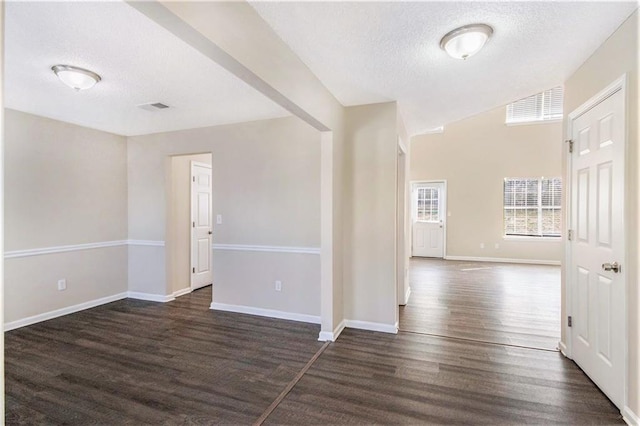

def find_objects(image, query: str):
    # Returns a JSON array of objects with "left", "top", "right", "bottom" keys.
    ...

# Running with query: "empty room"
[{"left": 1, "top": 1, "right": 638, "bottom": 425}]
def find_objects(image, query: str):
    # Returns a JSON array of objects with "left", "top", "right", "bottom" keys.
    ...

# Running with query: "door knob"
[
  {"left": 208, "top": 230, "right": 213, "bottom": 235},
  {"left": 602, "top": 262, "right": 621, "bottom": 273}
]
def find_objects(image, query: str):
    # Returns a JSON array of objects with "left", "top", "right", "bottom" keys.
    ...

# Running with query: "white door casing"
[
  {"left": 568, "top": 77, "right": 626, "bottom": 410},
  {"left": 411, "top": 181, "right": 446, "bottom": 258},
  {"left": 191, "top": 161, "right": 213, "bottom": 290}
]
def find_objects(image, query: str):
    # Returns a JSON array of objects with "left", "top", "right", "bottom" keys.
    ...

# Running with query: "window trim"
[
  {"left": 503, "top": 177, "right": 562, "bottom": 238},
  {"left": 505, "top": 118, "right": 563, "bottom": 127},
  {"left": 503, "top": 235, "right": 563, "bottom": 242}
]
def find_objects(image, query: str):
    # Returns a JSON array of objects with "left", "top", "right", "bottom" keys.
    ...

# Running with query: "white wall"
[
  {"left": 343, "top": 102, "right": 398, "bottom": 329},
  {"left": 410, "top": 105, "right": 563, "bottom": 263},
  {"left": 4, "top": 109, "right": 128, "bottom": 325},
  {"left": 127, "top": 116, "right": 321, "bottom": 318},
  {"left": 562, "top": 9, "right": 639, "bottom": 417}
]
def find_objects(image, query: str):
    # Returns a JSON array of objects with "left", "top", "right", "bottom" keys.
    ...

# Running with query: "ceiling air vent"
[{"left": 138, "top": 102, "right": 170, "bottom": 111}]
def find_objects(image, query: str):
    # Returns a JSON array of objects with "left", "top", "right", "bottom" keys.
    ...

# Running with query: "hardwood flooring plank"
[
  {"left": 7, "top": 281, "right": 621, "bottom": 425},
  {"left": 266, "top": 329, "right": 622, "bottom": 425},
  {"left": 400, "top": 258, "right": 561, "bottom": 350},
  {"left": 5, "top": 286, "right": 323, "bottom": 425}
]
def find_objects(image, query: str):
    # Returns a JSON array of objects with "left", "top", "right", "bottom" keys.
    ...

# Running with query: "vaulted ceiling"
[
  {"left": 4, "top": 1, "right": 638, "bottom": 137},
  {"left": 251, "top": 1, "right": 638, "bottom": 135}
]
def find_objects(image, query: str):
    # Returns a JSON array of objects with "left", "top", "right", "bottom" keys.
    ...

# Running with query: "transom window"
[
  {"left": 506, "top": 86, "right": 564, "bottom": 124},
  {"left": 417, "top": 187, "right": 439, "bottom": 222},
  {"left": 504, "top": 177, "right": 562, "bottom": 237}
]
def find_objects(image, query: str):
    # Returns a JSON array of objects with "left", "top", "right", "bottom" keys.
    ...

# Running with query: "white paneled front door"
[
  {"left": 569, "top": 82, "right": 625, "bottom": 409},
  {"left": 191, "top": 162, "right": 213, "bottom": 290},
  {"left": 412, "top": 182, "right": 446, "bottom": 258}
]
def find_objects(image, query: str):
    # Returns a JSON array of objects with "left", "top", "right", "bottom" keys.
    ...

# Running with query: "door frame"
[
  {"left": 563, "top": 74, "right": 628, "bottom": 411},
  {"left": 397, "top": 141, "right": 409, "bottom": 307},
  {"left": 190, "top": 160, "right": 213, "bottom": 291},
  {"left": 410, "top": 180, "right": 447, "bottom": 258}
]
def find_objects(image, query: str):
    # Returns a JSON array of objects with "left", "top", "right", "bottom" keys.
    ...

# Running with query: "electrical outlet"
[
  {"left": 216, "top": 214, "right": 222, "bottom": 225},
  {"left": 275, "top": 280, "right": 282, "bottom": 292},
  {"left": 57, "top": 279, "right": 66, "bottom": 291},
  {"left": 480, "top": 243, "right": 485, "bottom": 249}
]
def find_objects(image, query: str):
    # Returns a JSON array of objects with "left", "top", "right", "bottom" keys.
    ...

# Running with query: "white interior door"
[
  {"left": 569, "top": 85, "right": 625, "bottom": 409},
  {"left": 412, "top": 182, "right": 445, "bottom": 258},
  {"left": 191, "top": 162, "right": 213, "bottom": 290}
]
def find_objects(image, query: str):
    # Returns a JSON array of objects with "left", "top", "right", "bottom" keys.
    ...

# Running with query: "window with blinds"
[
  {"left": 506, "top": 86, "right": 564, "bottom": 124},
  {"left": 504, "top": 177, "right": 562, "bottom": 237}
]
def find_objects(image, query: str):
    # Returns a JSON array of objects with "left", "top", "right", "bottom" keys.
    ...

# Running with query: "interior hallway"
[
  {"left": 5, "top": 285, "right": 622, "bottom": 424},
  {"left": 400, "top": 258, "right": 561, "bottom": 351}
]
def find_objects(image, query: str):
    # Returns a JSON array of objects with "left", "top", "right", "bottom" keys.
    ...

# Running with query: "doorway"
[
  {"left": 191, "top": 161, "right": 213, "bottom": 290},
  {"left": 167, "top": 153, "right": 213, "bottom": 297},
  {"left": 411, "top": 181, "right": 446, "bottom": 258}
]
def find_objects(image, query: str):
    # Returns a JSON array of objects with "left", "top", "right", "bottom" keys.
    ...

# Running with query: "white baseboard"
[
  {"left": 4, "top": 292, "right": 129, "bottom": 331},
  {"left": 624, "top": 407, "right": 639, "bottom": 426},
  {"left": 210, "top": 302, "right": 321, "bottom": 324},
  {"left": 558, "top": 341, "right": 570, "bottom": 358},
  {"left": 127, "top": 291, "right": 175, "bottom": 303},
  {"left": 318, "top": 319, "right": 346, "bottom": 342},
  {"left": 173, "top": 287, "right": 192, "bottom": 298},
  {"left": 444, "top": 255, "right": 560, "bottom": 266},
  {"left": 344, "top": 319, "right": 398, "bottom": 334}
]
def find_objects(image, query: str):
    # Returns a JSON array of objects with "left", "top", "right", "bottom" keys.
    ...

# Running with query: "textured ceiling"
[
  {"left": 5, "top": 1, "right": 290, "bottom": 137},
  {"left": 251, "top": 1, "right": 638, "bottom": 135}
]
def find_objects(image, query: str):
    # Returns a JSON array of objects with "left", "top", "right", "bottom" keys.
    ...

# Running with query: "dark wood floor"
[
  {"left": 5, "top": 287, "right": 324, "bottom": 425},
  {"left": 6, "top": 284, "right": 622, "bottom": 424},
  {"left": 400, "top": 258, "right": 561, "bottom": 350},
  {"left": 267, "top": 329, "right": 621, "bottom": 424}
]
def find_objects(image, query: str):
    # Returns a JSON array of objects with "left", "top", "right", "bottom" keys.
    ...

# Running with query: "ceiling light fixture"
[
  {"left": 440, "top": 24, "right": 493, "bottom": 60},
  {"left": 51, "top": 65, "right": 101, "bottom": 91}
]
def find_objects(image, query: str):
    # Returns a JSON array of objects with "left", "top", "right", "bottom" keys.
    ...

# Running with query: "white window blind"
[
  {"left": 506, "top": 86, "right": 564, "bottom": 124},
  {"left": 504, "top": 177, "right": 562, "bottom": 237}
]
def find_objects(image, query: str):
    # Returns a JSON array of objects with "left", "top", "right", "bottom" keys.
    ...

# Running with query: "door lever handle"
[
  {"left": 602, "top": 262, "right": 621, "bottom": 273},
  {"left": 208, "top": 231, "right": 213, "bottom": 235}
]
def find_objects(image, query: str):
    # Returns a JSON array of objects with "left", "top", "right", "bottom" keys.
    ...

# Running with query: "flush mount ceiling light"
[
  {"left": 51, "top": 65, "right": 101, "bottom": 91},
  {"left": 440, "top": 24, "right": 493, "bottom": 60}
]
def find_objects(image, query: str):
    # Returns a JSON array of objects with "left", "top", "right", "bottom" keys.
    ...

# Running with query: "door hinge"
[
  {"left": 568, "top": 316, "right": 572, "bottom": 327},
  {"left": 192, "top": 267, "right": 195, "bottom": 274},
  {"left": 565, "top": 139, "right": 574, "bottom": 153},
  {"left": 193, "top": 221, "right": 195, "bottom": 228},
  {"left": 567, "top": 230, "right": 574, "bottom": 241}
]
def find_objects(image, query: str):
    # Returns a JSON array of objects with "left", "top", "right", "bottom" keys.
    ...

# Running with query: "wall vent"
[{"left": 138, "top": 102, "right": 170, "bottom": 111}]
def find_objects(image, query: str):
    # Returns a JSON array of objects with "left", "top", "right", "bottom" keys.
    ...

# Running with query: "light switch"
[{"left": 216, "top": 214, "right": 222, "bottom": 224}]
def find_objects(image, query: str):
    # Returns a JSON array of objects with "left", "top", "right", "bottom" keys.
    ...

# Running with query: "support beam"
[{"left": 127, "top": 1, "right": 333, "bottom": 132}]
